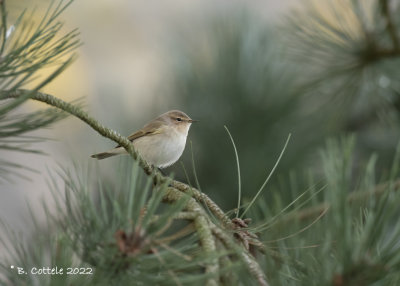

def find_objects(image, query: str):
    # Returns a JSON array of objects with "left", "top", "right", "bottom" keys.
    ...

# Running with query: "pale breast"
[{"left": 133, "top": 130, "right": 188, "bottom": 168}]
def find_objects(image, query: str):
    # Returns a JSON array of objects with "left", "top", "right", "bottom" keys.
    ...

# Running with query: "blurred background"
[
  {"left": 0, "top": 0, "right": 296, "bottom": 229},
  {"left": 1, "top": 0, "right": 400, "bottom": 256}
]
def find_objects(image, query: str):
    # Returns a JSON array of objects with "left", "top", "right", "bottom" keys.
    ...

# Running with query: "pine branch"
[
  {"left": 170, "top": 179, "right": 234, "bottom": 228},
  {"left": 0, "top": 89, "right": 268, "bottom": 285},
  {"left": 164, "top": 188, "right": 269, "bottom": 286},
  {"left": 1, "top": 89, "right": 233, "bottom": 226},
  {"left": 163, "top": 188, "right": 219, "bottom": 286},
  {"left": 211, "top": 225, "right": 269, "bottom": 286}
]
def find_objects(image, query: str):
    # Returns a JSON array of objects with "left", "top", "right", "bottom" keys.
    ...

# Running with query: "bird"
[{"left": 91, "top": 110, "right": 196, "bottom": 168}]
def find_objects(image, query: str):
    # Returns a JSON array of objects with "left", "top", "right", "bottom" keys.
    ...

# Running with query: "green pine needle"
[
  {"left": 224, "top": 125, "right": 242, "bottom": 218},
  {"left": 241, "top": 133, "right": 291, "bottom": 219}
]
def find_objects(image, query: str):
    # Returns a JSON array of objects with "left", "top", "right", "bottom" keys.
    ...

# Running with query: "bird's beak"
[{"left": 188, "top": 119, "right": 199, "bottom": 123}]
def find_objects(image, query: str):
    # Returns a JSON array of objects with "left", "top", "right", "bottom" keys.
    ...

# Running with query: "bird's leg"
[
  {"left": 157, "top": 167, "right": 167, "bottom": 176},
  {"left": 152, "top": 166, "right": 168, "bottom": 186},
  {"left": 156, "top": 167, "right": 175, "bottom": 187}
]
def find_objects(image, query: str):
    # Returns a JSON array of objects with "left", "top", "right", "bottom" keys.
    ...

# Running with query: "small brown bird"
[{"left": 91, "top": 110, "right": 196, "bottom": 168}]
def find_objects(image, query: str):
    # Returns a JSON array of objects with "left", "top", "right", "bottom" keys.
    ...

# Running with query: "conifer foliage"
[{"left": 1, "top": 1, "right": 400, "bottom": 285}]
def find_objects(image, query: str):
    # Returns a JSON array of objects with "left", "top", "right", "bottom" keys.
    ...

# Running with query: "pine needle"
[
  {"left": 241, "top": 133, "right": 291, "bottom": 218},
  {"left": 224, "top": 125, "right": 242, "bottom": 218}
]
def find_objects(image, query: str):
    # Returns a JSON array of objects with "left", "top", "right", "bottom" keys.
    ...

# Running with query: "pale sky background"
[{"left": 0, "top": 0, "right": 295, "bottom": 259}]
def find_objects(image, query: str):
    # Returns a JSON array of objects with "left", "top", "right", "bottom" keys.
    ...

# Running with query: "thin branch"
[
  {"left": 1, "top": 89, "right": 152, "bottom": 172},
  {"left": 275, "top": 179, "right": 400, "bottom": 227},
  {"left": 264, "top": 206, "right": 330, "bottom": 244},
  {"left": 211, "top": 225, "right": 269, "bottom": 286},
  {"left": 170, "top": 180, "right": 234, "bottom": 228},
  {"left": 163, "top": 188, "right": 219, "bottom": 286},
  {"left": 0, "top": 89, "right": 272, "bottom": 285},
  {"left": 1, "top": 89, "right": 234, "bottom": 229},
  {"left": 155, "top": 221, "right": 195, "bottom": 245}
]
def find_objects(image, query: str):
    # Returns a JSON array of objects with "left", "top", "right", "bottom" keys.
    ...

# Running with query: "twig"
[
  {"left": 2, "top": 89, "right": 234, "bottom": 229},
  {"left": 275, "top": 179, "right": 400, "bottom": 226},
  {"left": 211, "top": 225, "right": 269, "bottom": 286},
  {"left": 155, "top": 222, "right": 195, "bottom": 245},
  {"left": 170, "top": 180, "right": 234, "bottom": 228},
  {"left": 1, "top": 89, "right": 152, "bottom": 172},
  {"left": 163, "top": 188, "right": 219, "bottom": 286},
  {"left": 1, "top": 89, "right": 269, "bottom": 285}
]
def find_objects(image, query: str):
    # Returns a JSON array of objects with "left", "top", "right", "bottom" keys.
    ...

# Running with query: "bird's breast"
[{"left": 132, "top": 131, "right": 187, "bottom": 168}]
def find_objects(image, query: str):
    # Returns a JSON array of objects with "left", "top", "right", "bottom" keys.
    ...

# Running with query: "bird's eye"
[{"left": 176, "top": 117, "right": 182, "bottom": 122}]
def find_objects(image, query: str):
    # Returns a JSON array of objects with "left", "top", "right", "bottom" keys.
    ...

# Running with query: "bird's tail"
[
  {"left": 91, "top": 152, "right": 117, "bottom": 160},
  {"left": 91, "top": 147, "right": 126, "bottom": 160}
]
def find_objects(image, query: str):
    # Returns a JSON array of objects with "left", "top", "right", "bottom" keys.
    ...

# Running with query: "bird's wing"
[{"left": 114, "top": 120, "right": 164, "bottom": 148}]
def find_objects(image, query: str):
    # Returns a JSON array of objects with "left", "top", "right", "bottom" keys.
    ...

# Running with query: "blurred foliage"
[
  {"left": 254, "top": 137, "right": 400, "bottom": 285},
  {"left": 0, "top": 161, "right": 248, "bottom": 286},
  {"left": 2, "top": 137, "right": 400, "bottom": 285},
  {"left": 165, "top": 14, "right": 332, "bottom": 209},
  {"left": 2, "top": 0, "right": 400, "bottom": 285},
  {"left": 281, "top": 0, "right": 400, "bottom": 169},
  {"left": 0, "top": 0, "right": 79, "bottom": 181},
  {"left": 163, "top": 2, "right": 400, "bottom": 211}
]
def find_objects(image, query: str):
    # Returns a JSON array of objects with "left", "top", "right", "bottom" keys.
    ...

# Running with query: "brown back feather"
[{"left": 115, "top": 119, "right": 164, "bottom": 148}]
